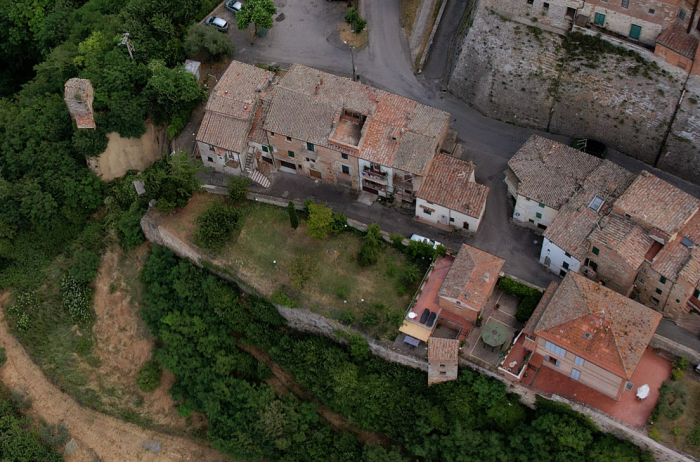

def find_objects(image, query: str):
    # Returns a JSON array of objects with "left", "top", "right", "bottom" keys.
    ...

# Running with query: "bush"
[
  {"left": 339, "top": 310, "right": 357, "bottom": 325},
  {"left": 194, "top": 202, "right": 242, "bottom": 251},
  {"left": 345, "top": 8, "right": 360, "bottom": 25},
  {"left": 287, "top": 202, "right": 299, "bottom": 229},
  {"left": 228, "top": 177, "right": 249, "bottom": 202},
  {"left": 688, "top": 426, "right": 700, "bottom": 446},
  {"left": 60, "top": 276, "right": 94, "bottom": 325},
  {"left": 670, "top": 368, "right": 684, "bottom": 381},
  {"left": 353, "top": 18, "right": 367, "bottom": 33},
  {"left": 70, "top": 249, "right": 100, "bottom": 283},
  {"left": 0, "top": 347, "right": 6, "bottom": 367},
  {"left": 360, "top": 308, "right": 379, "bottom": 327},
  {"left": 673, "top": 356, "right": 689, "bottom": 371},
  {"left": 8, "top": 292, "right": 39, "bottom": 332},
  {"left": 136, "top": 361, "right": 163, "bottom": 392},
  {"left": 400, "top": 264, "right": 421, "bottom": 286},
  {"left": 270, "top": 289, "right": 299, "bottom": 308},
  {"left": 40, "top": 424, "right": 70, "bottom": 447},
  {"left": 289, "top": 255, "right": 318, "bottom": 290},
  {"left": 657, "top": 380, "right": 689, "bottom": 420},
  {"left": 75, "top": 337, "right": 93, "bottom": 356},
  {"left": 348, "top": 334, "right": 370, "bottom": 362},
  {"left": 515, "top": 296, "right": 540, "bottom": 323},
  {"left": 330, "top": 212, "right": 348, "bottom": 235},
  {"left": 336, "top": 287, "right": 349, "bottom": 300},
  {"left": 389, "top": 234, "right": 404, "bottom": 249},
  {"left": 184, "top": 23, "right": 235, "bottom": 61},
  {"left": 358, "top": 224, "right": 382, "bottom": 267},
  {"left": 306, "top": 203, "right": 335, "bottom": 239},
  {"left": 117, "top": 202, "right": 146, "bottom": 250},
  {"left": 648, "top": 427, "right": 661, "bottom": 441},
  {"left": 499, "top": 278, "right": 543, "bottom": 323}
]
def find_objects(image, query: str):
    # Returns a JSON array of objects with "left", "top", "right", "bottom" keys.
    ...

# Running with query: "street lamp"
[{"left": 343, "top": 40, "right": 356, "bottom": 82}]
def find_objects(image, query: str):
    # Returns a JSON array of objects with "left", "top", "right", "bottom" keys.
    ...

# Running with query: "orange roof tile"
[
  {"left": 438, "top": 244, "right": 505, "bottom": 310},
  {"left": 652, "top": 212, "right": 700, "bottom": 284},
  {"left": 588, "top": 213, "right": 655, "bottom": 270},
  {"left": 533, "top": 272, "right": 662, "bottom": 379},
  {"left": 417, "top": 153, "right": 490, "bottom": 218},
  {"left": 428, "top": 337, "right": 460, "bottom": 362},
  {"left": 523, "top": 281, "right": 558, "bottom": 336},
  {"left": 656, "top": 21, "right": 699, "bottom": 60}
]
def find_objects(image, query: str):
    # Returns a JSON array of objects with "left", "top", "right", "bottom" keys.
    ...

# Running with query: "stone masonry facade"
[{"left": 450, "top": 0, "right": 700, "bottom": 186}]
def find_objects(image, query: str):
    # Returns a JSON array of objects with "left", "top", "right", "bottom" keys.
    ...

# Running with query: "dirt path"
[
  {"left": 238, "top": 342, "right": 395, "bottom": 448},
  {"left": 0, "top": 292, "right": 230, "bottom": 462}
]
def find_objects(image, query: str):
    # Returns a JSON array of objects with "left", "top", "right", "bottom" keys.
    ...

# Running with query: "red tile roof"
[
  {"left": 652, "top": 212, "right": 700, "bottom": 285},
  {"left": 532, "top": 272, "right": 662, "bottom": 379},
  {"left": 523, "top": 281, "right": 559, "bottom": 336},
  {"left": 417, "top": 153, "right": 490, "bottom": 218},
  {"left": 508, "top": 135, "right": 602, "bottom": 209},
  {"left": 428, "top": 337, "right": 460, "bottom": 362},
  {"left": 656, "top": 21, "right": 699, "bottom": 60},
  {"left": 438, "top": 244, "right": 505, "bottom": 310},
  {"left": 588, "top": 213, "right": 655, "bottom": 270},
  {"left": 614, "top": 171, "right": 698, "bottom": 238}
]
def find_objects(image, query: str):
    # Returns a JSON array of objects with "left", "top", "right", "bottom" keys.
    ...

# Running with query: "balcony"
[
  {"left": 362, "top": 168, "right": 388, "bottom": 184},
  {"left": 393, "top": 174, "right": 414, "bottom": 190}
]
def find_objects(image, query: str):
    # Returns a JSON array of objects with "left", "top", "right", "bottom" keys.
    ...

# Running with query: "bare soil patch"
[
  {"left": 339, "top": 23, "right": 368, "bottom": 49},
  {"left": 90, "top": 122, "right": 166, "bottom": 181},
  {"left": 400, "top": 0, "right": 422, "bottom": 37},
  {"left": 0, "top": 292, "right": 231, "bottom": 462}
]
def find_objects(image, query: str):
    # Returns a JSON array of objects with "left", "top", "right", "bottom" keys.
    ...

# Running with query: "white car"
[
  {"left": 205, "top": 16, "right": 230, "bottom": 32},
  {"left": 410, "top": 234, "right": 442, "bottom": 249}
]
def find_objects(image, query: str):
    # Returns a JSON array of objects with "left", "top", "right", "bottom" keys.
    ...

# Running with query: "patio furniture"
[
  {"left": 481, "top": 322, "right": 508, "bottom": 351},
  {"left": 636, "top": 384, "right": 650, "bottom": 400},
  {"left": 509, "top": 360, "right": 518, "bottom": 369}
]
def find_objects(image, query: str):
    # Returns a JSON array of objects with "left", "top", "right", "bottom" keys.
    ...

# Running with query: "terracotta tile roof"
[
  {"left": 656, "top": 21, "right": 699, "bottom": 60},
  {"left": 652, "top": 212, "right": 700, "bottom": 284},
  {"left": 588, "top": 213, "right": 655, "bottom": 269},
  {"left": 197, "top": 61, "right": 273, "bottom": 153},
  {"left": 508, "top": 135, "right": 602, "bottom": 209},
  {"left": 247, "top": 96, "right": 272, "bottom": 146},
  {"left": 544, "top": 161, "right": 634, "bottom": 261},
  {"left": 438, "top": 244, "right": 505, "bottom": 310},
  {"left": 64, "top": 78, "right": 95, "bottom": 129},
  {"left": 264, "top": 87, "right": 339, "bottom": 145},
  {"left": 417, "top": 154, "right": 490, "bottom": 218},
  {"left": 393, "top": 131, "right": 439, "bottom": 176},
  {"left": 523, "top": 281, "right": 559, "bottom": 336},
  {"left": 428, "top": 337, "right": 460, "bottom": 362},
  {"left": 533, "top": 272, "right": 662, "bottom": 379},
  {"left": 614, "top": 171, "right": 699, "bottom": 238}
]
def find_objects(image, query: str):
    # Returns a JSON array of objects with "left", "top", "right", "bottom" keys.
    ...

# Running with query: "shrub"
[
  {"left": 499, "top": 278, "right": 543, "bottom": 323},
  {"left": 11, "top": 392, "right": 32, "bottom": 411},
  {"left": 657, "top": 380, "right": 689, "bottom": 420},
  {"left": 673, "top": 427, "right": 682, "bottom": 436},
  {"left": 336, "top": 287, "right": 349, "bottom": 300},
  {"left": 227, "top": 177, "right": 249, "bottom": 202},
  {"left": 648, "top": 427, "right": 661, "bottom": 441},
  {"left": 270, "top": 289, "right": 299, "bottom": 308},
  {"left": 8, "top": 292, "right": 39, "bottom": 332},
  {"left": 345, "top": 8, "right": 360, "bottom": 25},
  {"left": 0, "top": 347, "right": 6, "bottom": 367},
  {"left": 61, "top": 276, "right": 94, "bottom": 325},
  {"left": 70, "top": 249, "right": 100, "bottom": 283},
  {"left": 360, "top": 308, "right": 379, "bottom": 327},
  {"left": 515, "top": 295, "right": 540, "bottom": 323},
  {"left": 289, "top": 255, "right": 318, "bottom": 290},
  {"left": 353, "top": 18, "right": 367, "bottom": 33},
  {"left": 348, "top": 333, "right": 370, "bottom": 362},
  {"left": 358, "top": 224, "right": 382, "bottom": 267},
  {"left": 339, "top": 310, "right": 357, "bottom": 325},
  {"left": 287, "top": 201, "right": 299, "bottom": 229},
  {"left": 117, "top": 202, "right": 146, "bottom": 250},
  {"left": 184, "top": 23, "right": 235, "bottom": 61},
  {"left": 670, "top": 368, "right": 684, "bottom": 381},
  {"left": 400, "top": 264, "right": 421, "bottom": 286},
  {"left": 194, "top": 202, "right": 242, "bottom": 251},
  {"left": 330, "top": 212, "right": 348, "bottom": 234},
  {"left": 688, "top": 426, "right": 700, "bottom": 446},
  {"left": 307, "top": 203, "right": 335, "bottom": 239},
  {"left": 136, "top": 361, "right": 163, "bottom": 392},
  {"left": 673, "top": 356, "right": 689, "bottom": 371},
  {"left": 75, "top": 337, "right": 93, "bottom": 356},
  {"left": 389, "top": 234, "right": 404, "bottom": 249},
  {"left": 40, "top": 424, "right": 70, "bottom": 447}
]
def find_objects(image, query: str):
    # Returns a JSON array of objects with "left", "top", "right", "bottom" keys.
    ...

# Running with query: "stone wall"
[{"left": 450, "top": 1, "right": 700, "bottom": 185}]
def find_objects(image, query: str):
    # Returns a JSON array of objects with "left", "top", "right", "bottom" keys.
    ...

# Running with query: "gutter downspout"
[{"left": 687, "top": 0, "right": 700, "bottom": 34}]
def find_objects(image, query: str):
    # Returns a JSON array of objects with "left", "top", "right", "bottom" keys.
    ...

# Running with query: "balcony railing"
[{"left": 362, "top": 168, "right": 388, "bottom": 184}]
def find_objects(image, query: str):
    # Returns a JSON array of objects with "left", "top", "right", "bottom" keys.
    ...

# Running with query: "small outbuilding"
[
  {"left": 428, "top": 337, "right": 460, "bottom": 386},
  {"left": 184, "top": 59, "right": 202, "bottom": 83},
  {"left": 64, "top": 78, "right": 96, "bottom": 129}
]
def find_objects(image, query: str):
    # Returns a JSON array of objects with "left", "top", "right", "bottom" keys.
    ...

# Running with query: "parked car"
[
  {"left": 410, "top": 234, "right": 442, "bottom": 249},
  {"left": 225, "top": 0, "right": 242, "bottom": 14},
  {"left": 205, "top": 16, "right": 230, "bottom": 32}
]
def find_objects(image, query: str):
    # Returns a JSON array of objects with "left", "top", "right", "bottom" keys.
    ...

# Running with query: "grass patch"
[
  {"left": 655, "top": 373, "right": 700, "bottom": 458},
  {"left": 400, "top": 0, "right": 423, "bottom": 37},
  {"left": 414, "top": 0, "right": 443, "bottom": 69}
]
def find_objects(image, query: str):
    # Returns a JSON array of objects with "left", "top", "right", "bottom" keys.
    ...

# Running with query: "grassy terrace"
[
  {"left": 655, "top": 372, "right": 700, "bottom": 458},
  {"left": 155, "top": 193, "right": 416, "bottom": 339}
]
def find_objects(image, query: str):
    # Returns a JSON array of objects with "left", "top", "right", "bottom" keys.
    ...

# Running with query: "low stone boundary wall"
[{"left": 650, "top": 334, "right": 700, "bottom": 365}]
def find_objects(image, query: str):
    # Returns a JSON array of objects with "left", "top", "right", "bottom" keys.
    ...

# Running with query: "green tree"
[
  {"left": 194, "top": 201, "right": 242, "bottom": 251},
  {"left": 288, "top": 255, "right": 318, "bottom": 290},
  {"left": 287, "top": 201, "right": 299, "bottom": 229},
  {"left": 69, "top": 249, "right": 100, "bottom": 283},
  {"left": 184, "top": 24, "right": 235, "bottom": 61},
  {"left": 145, "top": 152, "right": 200, "bottom": 213},
  {"left": 344, "top": 8, "right": 366, "bottom": 33},
  {"left": 143, "top": 60, "right": 203, "bottom": 124},
  {"left": 228, "top": 177, "right": 249, "bottom": 202},
  {"left": 306, "top": 203, "right": 334, "bottom": 239},
  {"left": 237, "top": 0, "right": 277, "bottom": 36},
  {"left": 348, "top": 333, "right": 370, "bottom": 363},
  {"left": 117, "top": 203, "right": 147, "bottom": 250},
  {"left": 136, "top": 360, "right": 163, "bottom": 392},
  {"left": 358, "top": 224, "right": 382, "bottom": 267}
]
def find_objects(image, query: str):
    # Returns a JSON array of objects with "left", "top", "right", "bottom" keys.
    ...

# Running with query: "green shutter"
[
  {"left": 563, "top": 262, "right": 570, "bottom": 270},
  {"left": 655, "top": 288, "right": 663, "bottom": 295},
  {"left": 594, "top": 12, "right": 605, "bottom": 25},
  {"left": 660, "top": 276, "right": 667, "bottom": 284},
  {"left": 592, "top": 247, "right": 600, "bottom": 255},
  {"left": 629, "top": 24, "right": 642, "bottom": 39},
  {"left": 536, "top": 212, "right": 542, "bottom": 219}
]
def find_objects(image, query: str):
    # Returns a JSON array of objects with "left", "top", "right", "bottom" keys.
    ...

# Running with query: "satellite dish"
[{"left": 408, "top": 312, "right": 417, "bottom": 319}]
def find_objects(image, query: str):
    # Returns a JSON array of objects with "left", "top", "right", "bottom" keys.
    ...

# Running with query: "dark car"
[
  {"left": 225, "top": 0, "right": 242, "bottom": 14},
  {"left": 205, "top": 16, "right": 230, "bottom": 32}
]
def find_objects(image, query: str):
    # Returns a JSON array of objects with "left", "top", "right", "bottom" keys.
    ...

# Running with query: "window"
[
  {"left": 262, "top": 145, "right": 269, "bottom": 153},
  {"left": 621, "top": 0, "right": 629, "bottom": 8},
  {"left": 694, "top": 289, "right": 700, "bottom": 299},
  {"left": 342, "top": 165, "right": 350, "bottom": 174},
  {"left": 642, "top": 267, "right": 648, "bottom": 275},
  {"left": 207, "top": 157, "right": 214, "bottom": 162},
  {"left": 536, "top": 212, "right": 543, "bottom": 219},
  {"left": 545, "top": 341, "right": 567, "bottom": 356},
  {"left": 593, "top": 12, "right": 605, "bottom": 25},
  {"left": 679, "top": 9, "right": 687, "bottom": 20},
  {"left": 637, "top": 277, "right": 645, "bottom": 284},
  {"left": 629, "top": 24, "right": 642, "bottom": 40},
  {"left": 526, "top": 197, "right": 531, "bottom": 201},
  {"left": 625, "top": 382, "right": 634, "bottom": 392},
  {"left": 547, "top": 356, "right": 561, "bottom": 367},
  {"left": 539, "top": 203, "right": 545, "bottom": 208},
  {"left": 342, "top": 153, "right": 349, "bottom": 159},
  {"left": 571, "top": 369, "right": 581, "bottom": 381},
  {"left": 305, "top": 157, "right": 315, "bottom": 163},
  {"left": 655, "top": 288, "right": 663, "bottom": 295},
  {"left": 559, "top": 269, "right": 567, "bottom": 277},
  {"left": 584, "top": 332, "right": 591, "bottom": 339},
  {"left": 439, "top": 371, "right": 447, "bottom": 375},
  {"left": 529, "top": 219, "right": 535, "bottom": 224},
  {"left": 565, "top": 252, "right": 571, "bottom": 258},
  {"left": 527, "top": 0, "right": 533, "bottom": 4},
  {"left": 286, "top": 136, "right": 292, "bottom": 141},
  {"left": 270, "top": 132, "right": 275, "bottom": 137},
  {"left": 563, "top": 262, "right": 570, "bottom": 270},
  {"left": 424, "top": 209, "right": 432, "bottom": 216},
  {"left": 288, "top": 150, "right": 295, "bottom": 157},
  {"left": 543, "top": 2, "right": 549, "bottom": 12},
  {"left": 209, "top": 145, "right": 215, "bottom": 151},
  {"left": 648, "top": 8, "right": 655, "bottom": 14},
  {"left": 589, "top": 195, "right": 605, "bottom": 212},
  {"left": 306, "top": 142, "right": 315, "bottom": 151},
  {"left": 660, "top": 276, "right": 667, "bottom": 284},
  {"left": 566, "top": 7, "right": 576, "bottom": 18},
  {"left": 575, "top": 356, "right": 584, "bottom": 366},
  {"left": 651, "top": 296, "right": 660, "bottom": 305},
  {"left": 592, "top": 246, "right": 600, "bottom": 256},
  {"left": 450, "top": 217, "right": 455, "bottom": 222}
]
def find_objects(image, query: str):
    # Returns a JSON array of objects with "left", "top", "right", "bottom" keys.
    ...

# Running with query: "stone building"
[
  {"left": 505, "top": 135, "right": 602, "bottom": 233},
  {"left": 427, "top": 337, "right": 460, "bottom": 386},
  {"left": 64, "top": 78, "right": 96, "bottom": 129},
  {"left": 415, "top": 153, "right": 490, "bottom": 232},
  {"left": 523, "top": 272, "right": 662, "bottom": 400}
]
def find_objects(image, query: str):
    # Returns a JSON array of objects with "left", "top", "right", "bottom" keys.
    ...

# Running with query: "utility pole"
[
  {"left": 344, "top": 41, "right": 356, "bottom": 81},
  {"left": 119, "top": 33, "right": 135, "bottom": 60}
]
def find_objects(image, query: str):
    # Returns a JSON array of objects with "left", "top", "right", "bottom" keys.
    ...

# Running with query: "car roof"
[{"left": 212, "top": 17, "right": 227, "bottom": 27}]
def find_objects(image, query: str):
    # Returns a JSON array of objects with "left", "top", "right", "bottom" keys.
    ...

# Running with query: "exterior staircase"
[{"left": 243, "top": 148, "right": 270, "bottom": 188}]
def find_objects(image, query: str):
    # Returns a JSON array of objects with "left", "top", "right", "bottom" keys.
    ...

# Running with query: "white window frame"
[
  {"left": 545, "top": 341, "right": 567, "bottom": 357},
  {"left": 575, "top": 356, "right": 584, "bottom": 366}
]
